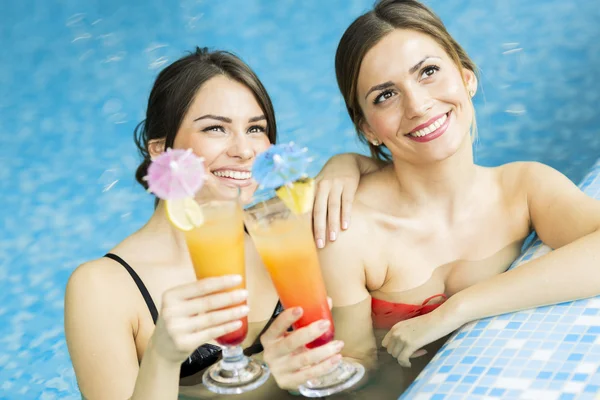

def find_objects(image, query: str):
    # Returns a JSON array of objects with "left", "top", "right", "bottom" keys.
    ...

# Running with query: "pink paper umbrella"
[{"left": 144, "top": 148, "right": 206, "bottom": 200}]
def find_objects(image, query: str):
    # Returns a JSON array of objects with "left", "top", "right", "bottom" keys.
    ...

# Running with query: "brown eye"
[
  {"left": 420, "top": 65, "right": 440, "bottom": 80},
  {"left": 202, "top": 125, "right": 226, "bottom": 133},
  {"left": 247, "top": 125, "right": 266, "bottom": 134},
  {"left": 373, "top": 90, "right": 396, "bottom": 105}
]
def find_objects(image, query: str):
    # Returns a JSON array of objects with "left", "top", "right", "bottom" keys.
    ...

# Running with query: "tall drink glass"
[
  {"left": 243, "top": 190, "right": 364, "bottom": 398},
  {"left": 182, "top": 184, "right": 269, "bottom": 394}
]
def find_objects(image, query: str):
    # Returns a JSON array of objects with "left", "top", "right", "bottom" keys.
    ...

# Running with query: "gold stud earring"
[
  {"left": 372, "top": 139, "right": 381, "bottom": 146},
  {"left": 469, "top": 89, "right": 475, "bottom": 97}
]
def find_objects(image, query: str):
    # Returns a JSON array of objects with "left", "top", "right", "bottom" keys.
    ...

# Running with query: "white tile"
[
  {"left": 585, "top": 298, "right": 600, "bottom": 307},
  {"left": 532, "top": 246, "right": 552, "bottom": 258},
  {"left": 575, "top": 362, "right": 598, "bottom": 374},
  {"left": 429, "top": 374, "right": 448, "bottom": 384},
  {"left": 563, "top": 381, "right": 585, "bottom": 393},
  {"left": 506, "top": 339, "right": 526, "bottom": 349},
  {"left": 488, "top": 320, "right": 510, "bottom": 330},
  {"left": 412, "top": 394, "right": 431, "bottom": 400},
  {"left": 574, "top": 316, "right": 600, "bottom": 326},
  {"left": 520, "top": 390, "right": 560, "bottom": 400},
  {"left": 495, "top": 377, "right": 532, "bottom": 390},
  {"left": 531, "top": 350, "right": 554, "bottom": 361}
]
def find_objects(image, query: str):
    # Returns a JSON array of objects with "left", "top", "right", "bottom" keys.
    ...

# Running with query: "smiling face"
[
  {"left": 171, "top": 75, "right": 271, "bottom": 203},
  {"left": 356, "top": 29, "right": 477, "bottom": 165}
]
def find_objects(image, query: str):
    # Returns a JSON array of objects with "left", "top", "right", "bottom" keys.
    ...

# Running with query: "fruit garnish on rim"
[
  {"left": 143, "top": 148, "right": 207, "bottom": 230},
  {"left": 275, "top": 179, "right": 315, "bottom": 214},
  {"left": 252, "top": 142, "right": 314, "bottom": 214}
]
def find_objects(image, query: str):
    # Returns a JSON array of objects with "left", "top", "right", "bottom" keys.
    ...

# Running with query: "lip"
[
  {"left": 212, "top": 175, "right": 254, "bottom": 187},
  {"left": 211, "top": 166, "right": 252, "bottom": 173},
  {"left": 405, "top": 111, "right": 451, "bottom": 143}
]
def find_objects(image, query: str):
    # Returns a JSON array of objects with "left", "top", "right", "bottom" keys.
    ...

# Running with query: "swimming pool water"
[{"left": 1, "top": 0, "right": 599, "bottom": 398}]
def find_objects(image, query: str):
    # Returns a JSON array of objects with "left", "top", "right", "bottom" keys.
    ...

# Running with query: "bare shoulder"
[
  {"left": 67, "top": 256, "right": 132, "bottom": 298},
  {"left": 495, "top": 161, "right": 566, "bottom": 186},
  {"left": 354, "top": 166, "right": 397, "bottom": 209},
  {"left": 65, "top": 256, "right": 139, "bottom": 328}
]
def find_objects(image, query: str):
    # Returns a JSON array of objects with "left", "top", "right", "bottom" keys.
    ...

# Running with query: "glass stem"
[{"left": 221, "top": 345, "right": 249, "bottom": 371}]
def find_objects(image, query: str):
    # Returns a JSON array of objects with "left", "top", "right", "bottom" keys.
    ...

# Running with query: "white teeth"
[
  {"left": 213, "top": 170, "right": 252, "bottom": 180},
  {"left": 409, "top": 113, "right": 448, "bottom": 137}
]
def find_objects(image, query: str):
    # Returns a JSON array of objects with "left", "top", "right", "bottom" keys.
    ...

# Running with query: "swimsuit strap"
[{"left": 105, "top": 253, "right": 159, "bottom": 324}]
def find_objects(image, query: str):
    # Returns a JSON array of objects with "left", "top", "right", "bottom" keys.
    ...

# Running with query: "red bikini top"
[{"left": 371, "top": 294, "right": 447, "bottom": 330}]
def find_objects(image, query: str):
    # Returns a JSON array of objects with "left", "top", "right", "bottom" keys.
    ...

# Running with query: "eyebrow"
[
  {"left": 409, "top": 56, "right": 439, "bottom": 74},
  {"left": 194, "top": 114, "right": 266, "bottom": 123},
  {"left": 364, "top": 56, "right": 441, "bottom": 100}
]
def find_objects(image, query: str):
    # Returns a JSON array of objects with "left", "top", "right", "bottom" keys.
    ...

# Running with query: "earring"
[
  {"left": 469, "top": 89, "right": 475, "bottom": 97},
  {"left": 372, "top": 139, "right": 381, "bottom": 146}
]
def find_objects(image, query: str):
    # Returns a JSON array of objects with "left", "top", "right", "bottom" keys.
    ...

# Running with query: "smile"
[
  {"left": 405, "top": 111, "right": 451, "bottom": 143},
  {"left": 212, "top": 170, "right": 252, "bottom": 180}
]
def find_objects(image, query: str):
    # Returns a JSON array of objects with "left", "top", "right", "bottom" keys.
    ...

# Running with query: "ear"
[
  {"left": 359, "top": 117, "right": 380, "bottom": 146},
  {"left": 148, "top": 138, "right": 166, "bottom": 159},
  {"left": 463, "top": 68, "right": 478, "bottom": 97}
]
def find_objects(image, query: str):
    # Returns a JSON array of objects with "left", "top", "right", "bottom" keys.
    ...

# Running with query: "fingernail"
[
  {"left": 318, "top": 320, "right": 331, "bottom": 330},
  {"left": 238, "top": 305, "right": 250, "bottom": 314},
  {"left": 316, "top": 239, "right": 324, "bottom": 249},
  {"left": 230, "top": 275, "right": 243, "bottom": 283},
  {"left": 342, "top": 221, "right": 349, "bottom": 230},
  {"left": 333, "top": 340, "right": 344, "bottom": 351},
  {"left": 329, "top": 231, "right": 336, "bottom": 241},
  {"left": 293, "top": 307, "right": 303, "bottom": 316},
  {"left": 330, "top": 354, "right": 342, "bottom": 364},
  {"left": 235, "top": 289, "right": 249, "bottom": 298},
  {"left": 232, "top": 320, "right": 243, "bottom": 328}
]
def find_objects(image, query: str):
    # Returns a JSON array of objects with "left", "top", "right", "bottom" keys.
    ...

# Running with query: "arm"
[
  {"left": 318, "top": 223, "right": 377, "bottom": 367},
  {"left": 65, "top": 261, "right": 248, "bottom": 400},
  {"left": 444, "top": 162, "right": 600, "bottom": 323},
  {"left": 313, "top": 153, "right": 380, "bottom": 248},
  {"left": 65, "top": 261, "right": 159, "bottom": 400},
  {"left": 382, "top": 162, "right": 600, "bottom": 366}
]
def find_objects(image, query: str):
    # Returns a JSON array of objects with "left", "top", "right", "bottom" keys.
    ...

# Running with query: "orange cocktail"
[
  {"left": 244, "top": 189, "right": 364, "bottom": 398},
  {"left": 184, "top": 200, "right": 247, "bottom": 346},
  {"left": 247, "top": 208, "right": 333, "bottom": 348}
]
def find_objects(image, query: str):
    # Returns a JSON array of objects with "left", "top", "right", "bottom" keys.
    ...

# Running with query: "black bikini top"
[{"left": 104, "top": 253, "right": 283, "bottom": 378}]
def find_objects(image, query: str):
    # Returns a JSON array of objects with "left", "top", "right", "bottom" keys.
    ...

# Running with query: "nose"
[
  {"left": 227, "top": 133, "right": 253, "bottom": 161},
  {"left": 403, "top": 84, "right": 433, "bottom": 120}
]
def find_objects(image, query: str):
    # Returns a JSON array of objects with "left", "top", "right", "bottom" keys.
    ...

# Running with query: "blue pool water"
[{"left": 1, "top": 0, "right": 599, "bottom": 398}]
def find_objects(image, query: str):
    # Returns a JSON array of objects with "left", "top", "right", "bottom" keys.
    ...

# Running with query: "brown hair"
[
  {"left": 134, "top": 47, "right": 277, "bottom": 192},
  {"left": 335, "top": 0, "right": 478, "bottom": 163}
]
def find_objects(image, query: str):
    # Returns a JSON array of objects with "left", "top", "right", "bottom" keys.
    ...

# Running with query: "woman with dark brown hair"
[
  {"left": 64, "top": 47, "right": 375, "bottom": 399},
  {"left": 318, "top": 0, "right": 600, "bottom": 391}
]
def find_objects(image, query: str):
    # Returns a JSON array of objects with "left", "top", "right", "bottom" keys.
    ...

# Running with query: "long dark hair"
[
  {"left": 335, "top": 0, "right": 478, "bottom": 163},
  {"left": 134, "top": 47, "right": 277, "bottom": 192}
]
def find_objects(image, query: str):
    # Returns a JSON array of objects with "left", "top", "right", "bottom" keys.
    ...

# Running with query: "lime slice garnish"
[
  {"left": 275, "top": 178, "right": 315, "bottom": 214},
  {"left": 165, "top": 197, "right": 204, "bottom": 231}
]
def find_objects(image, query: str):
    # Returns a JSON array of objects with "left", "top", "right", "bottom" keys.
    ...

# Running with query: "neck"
[
  {"left": 390, "top": 136, "right": 479, "bottom": 217},
  {"left": 142, "top": 200, "right": 189, "bottom": 257}
]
